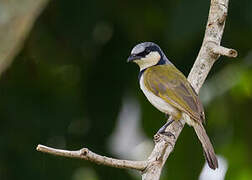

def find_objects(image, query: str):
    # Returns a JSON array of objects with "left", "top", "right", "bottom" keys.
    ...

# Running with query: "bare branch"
[
  {"left": 209, "top": 43, "right": 237, "bottom": 58},
  {"left": 36, "top": 144, "right": 147, "bottom": 171},
  {"left": 188, "top": 0, "right": 237, "bottom": 92},
  {"left": 142, "top": 119, "right": 184, "bottom": 179}
]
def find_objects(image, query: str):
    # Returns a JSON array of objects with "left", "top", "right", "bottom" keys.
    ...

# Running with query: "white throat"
[{"left": 135, "top": 52, "right": 161, "bottom": 71}]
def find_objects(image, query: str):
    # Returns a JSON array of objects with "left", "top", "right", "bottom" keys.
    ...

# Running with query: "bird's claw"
[
  {"left": 154, "top": 131, "right": 176, "bottom": 143},
  {"left": 161, "top": 131, "right": 176, "bottom": 139}
]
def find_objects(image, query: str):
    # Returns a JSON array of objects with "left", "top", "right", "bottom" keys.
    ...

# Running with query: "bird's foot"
[
  {"left": 154, "top": 131, "right": 175, "bottom": 142},
  {"left": 161, "top": 131, "right": 175, "bottom": 139},
  {"left": 155, "top": 117, "right": 176, "bottom": 139},
  {"left": 157, "top": 118, "right": 174, "bottom": 134}
]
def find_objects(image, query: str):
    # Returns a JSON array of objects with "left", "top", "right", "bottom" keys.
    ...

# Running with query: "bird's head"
[{"left": 127, "top": 42, "right": 170, "bottom": 71}]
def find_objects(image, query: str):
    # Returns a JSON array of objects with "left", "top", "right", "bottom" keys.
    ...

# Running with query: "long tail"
[{"left": 193, "top": 122, "right": 218, "bottom": 170}]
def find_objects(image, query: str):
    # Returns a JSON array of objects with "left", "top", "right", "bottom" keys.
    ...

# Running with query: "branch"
[
  {"left": 36, "top": 0, "right": 237, "bottom": 179},
  {"left": 37, "top": 144, "right": 147, "bottom": 171},
  {"left": 210, "top": 44, "right": 237, "bottom": 58}
]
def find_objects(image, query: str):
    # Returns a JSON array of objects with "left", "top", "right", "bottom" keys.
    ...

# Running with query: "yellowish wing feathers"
[{"left": 144, "top": 65, "right": 204, "bottom": 123}]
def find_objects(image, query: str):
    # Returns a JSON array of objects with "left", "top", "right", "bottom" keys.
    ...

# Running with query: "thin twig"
[
  {"left": 210, "top": 43, "right": 237, "bottom": 58},
  {"left": 37, "top": 144, "right": 147, "bottom": 171}
]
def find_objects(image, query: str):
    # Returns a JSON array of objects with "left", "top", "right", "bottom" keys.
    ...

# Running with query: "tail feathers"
[{"left": 193, "top": 122, "right": 218, "bottom": 170}]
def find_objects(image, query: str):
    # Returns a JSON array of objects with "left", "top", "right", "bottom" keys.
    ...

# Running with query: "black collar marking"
[
  {"left": 156, "top": 57, "right": 166, "bottom": 65},
  {"left": 138, "top": 69, "right": 146, "bottom": 81}
]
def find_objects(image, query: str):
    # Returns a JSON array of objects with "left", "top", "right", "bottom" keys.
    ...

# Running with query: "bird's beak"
[{"left": 127, "top": 54, "right": 141, "bottom": 62}]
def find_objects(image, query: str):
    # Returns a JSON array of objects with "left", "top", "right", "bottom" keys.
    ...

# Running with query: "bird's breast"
[{"left": 139, "top": 75, "right": 181, "bottom": 120}]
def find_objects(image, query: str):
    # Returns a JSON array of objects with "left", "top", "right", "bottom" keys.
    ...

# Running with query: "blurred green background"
[{"left": 0, "top": 0, "right": 252, "bottom": 180}]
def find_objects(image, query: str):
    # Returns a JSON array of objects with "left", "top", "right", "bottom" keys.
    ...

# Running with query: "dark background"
[{"left": 0, "top": 0, "right": 252, "bottom": 179}]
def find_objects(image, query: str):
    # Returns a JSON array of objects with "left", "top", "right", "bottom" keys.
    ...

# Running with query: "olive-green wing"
[{"left": 143, "top": 65, "right": 205, "bottom": 123}]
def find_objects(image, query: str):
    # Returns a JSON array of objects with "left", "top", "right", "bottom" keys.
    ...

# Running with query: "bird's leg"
[{"left": 157, "top": 116, "right": 175, "bottom": 138}]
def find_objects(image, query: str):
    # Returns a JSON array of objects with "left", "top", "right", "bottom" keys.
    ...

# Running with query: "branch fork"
[
  {"left": 36, "top": 0, "right": 237, "bottom": 179},
  {"left": 208, "top": 42, "right": 237, "bottom": 58}
]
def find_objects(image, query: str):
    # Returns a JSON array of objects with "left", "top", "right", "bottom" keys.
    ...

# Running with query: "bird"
[{"left": 127, "top": 42, "right": 218, "bottom": 170}]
